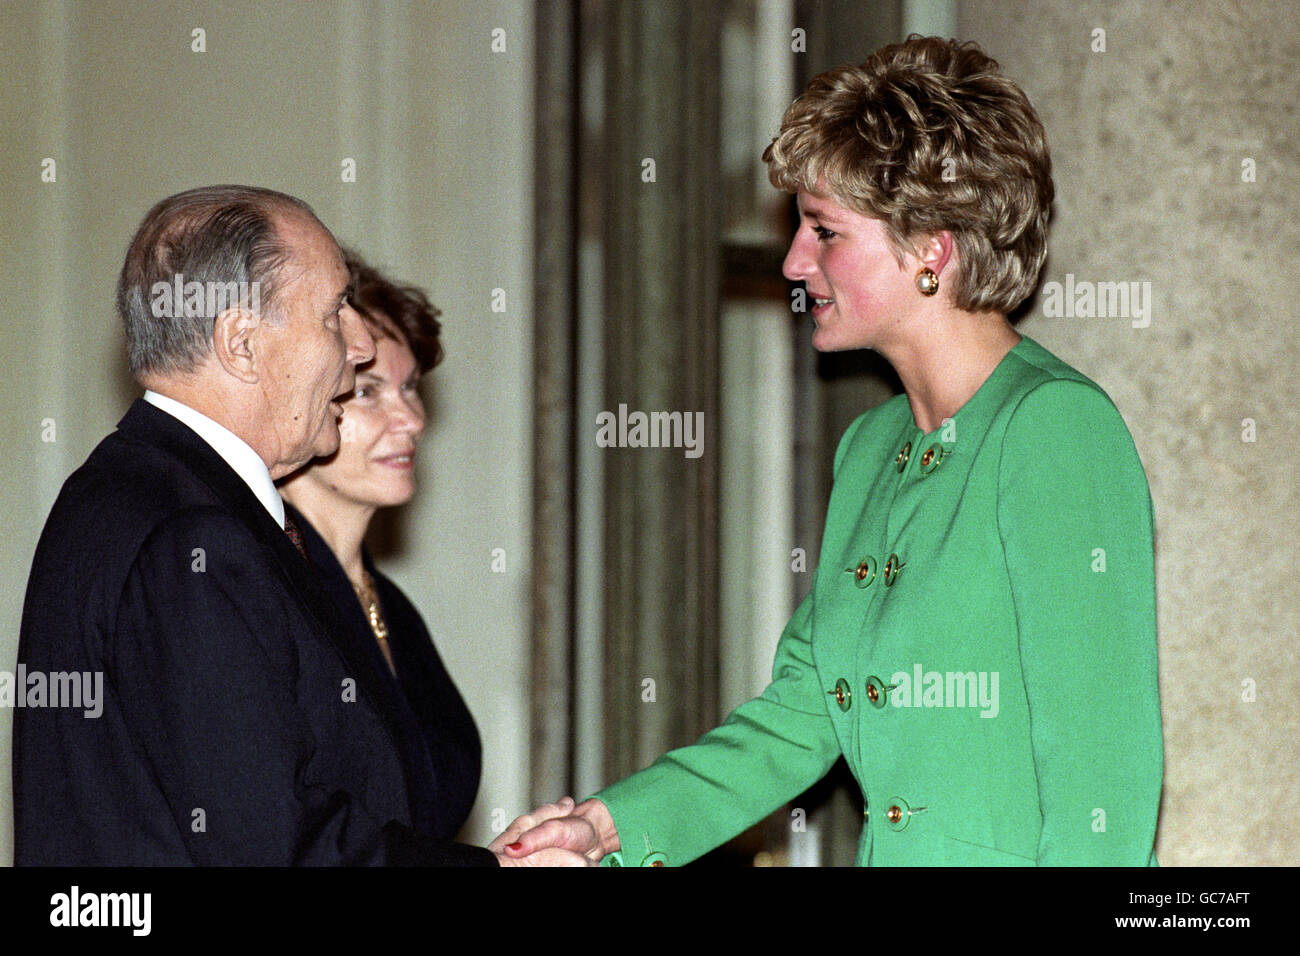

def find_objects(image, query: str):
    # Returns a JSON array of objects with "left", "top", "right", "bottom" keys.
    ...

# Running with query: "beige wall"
[
  {"left": 959, "top": 0, "right": 1300, "bottom": 864},
  {"left": 0, "top": 0, "right": 534, "bottom": 862}
]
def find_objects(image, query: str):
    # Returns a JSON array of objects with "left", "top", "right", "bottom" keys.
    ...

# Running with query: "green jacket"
[{"left": 595, "top": 336, "right": 1162, "bottom": 866}]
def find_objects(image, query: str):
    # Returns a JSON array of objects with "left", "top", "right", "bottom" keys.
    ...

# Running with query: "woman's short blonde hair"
[{"left": 763, "top": 36, "right": 1054, "bottom": 314}]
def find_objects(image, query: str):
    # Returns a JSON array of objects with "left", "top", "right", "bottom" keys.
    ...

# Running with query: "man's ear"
[
  {"left": 915, "top": 231, "right": 955, "bottom": 276},
  {"left": 212, "top": 307, "right": 261, "bottom": 384}
]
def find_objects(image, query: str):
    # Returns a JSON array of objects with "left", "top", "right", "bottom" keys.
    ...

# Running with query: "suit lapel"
[{"left": 115, "top": 399, "right": 412, "bottom": 775}]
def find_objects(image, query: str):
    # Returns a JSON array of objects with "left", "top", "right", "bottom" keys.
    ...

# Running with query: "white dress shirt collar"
[{"left": 142, "top": 390, "right": 286, "bottom": 530}]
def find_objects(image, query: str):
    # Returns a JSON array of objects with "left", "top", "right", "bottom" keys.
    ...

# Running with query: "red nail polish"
[{"left": 507, "top": 842, "right": 523, "bottom": 851}]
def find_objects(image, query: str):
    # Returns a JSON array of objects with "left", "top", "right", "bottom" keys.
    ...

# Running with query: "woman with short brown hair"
[{"left": 503, "top": 35, "right": 1162, "bottom": 867}]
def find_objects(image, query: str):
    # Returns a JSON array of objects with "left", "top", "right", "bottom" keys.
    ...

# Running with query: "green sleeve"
[
  {"left": 592, "top": 591, "right": 841, "bottom": 866},
  {"left": 997, "top": 381, "right": 1163, "bottom": 865}
]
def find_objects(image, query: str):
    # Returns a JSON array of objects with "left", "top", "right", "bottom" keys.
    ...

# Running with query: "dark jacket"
[
  {"left": 286, "top": 502, "right": 482, "bottom": 843},
  {"left": 12, "top": 398, "right": 495, "bottom": 865}
]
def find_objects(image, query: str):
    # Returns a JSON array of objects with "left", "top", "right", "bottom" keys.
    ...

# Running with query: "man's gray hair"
[{"left": 117, "top": 185, "right": 320, "bottom": 377}]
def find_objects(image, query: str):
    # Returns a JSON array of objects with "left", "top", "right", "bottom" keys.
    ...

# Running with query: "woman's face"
[
  {"left": 306, "top": 329, "right": 426, "bottom": 509},
  {"left": 782, "top": 188, "right": 919, "bottom": 353}
]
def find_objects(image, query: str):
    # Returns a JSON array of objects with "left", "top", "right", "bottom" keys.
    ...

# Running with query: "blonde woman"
[{"left": 500, "top": 35, "right": 1162, "bottom": 867}]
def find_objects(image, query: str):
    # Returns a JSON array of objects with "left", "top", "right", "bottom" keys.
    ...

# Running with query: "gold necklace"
[{"left": 352, "top": 570, "right": 390, "bottom": 645}]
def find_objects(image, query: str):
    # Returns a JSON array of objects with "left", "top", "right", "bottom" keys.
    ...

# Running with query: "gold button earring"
[{"left": 915, "top": 267, "right": 939, "bottom": 296}]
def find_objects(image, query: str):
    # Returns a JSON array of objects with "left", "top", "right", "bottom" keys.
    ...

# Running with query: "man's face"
[{"left": 257, "top": 213, "right": 374, "bottom": 478}]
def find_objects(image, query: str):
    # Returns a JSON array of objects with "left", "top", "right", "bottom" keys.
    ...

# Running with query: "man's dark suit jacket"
[{"left": 13, "top": 398, "right": 496, "bottom": 865}]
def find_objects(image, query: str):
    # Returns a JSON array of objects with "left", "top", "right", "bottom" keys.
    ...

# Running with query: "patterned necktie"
[{"left": 284, "top": 513, "right": 311, "bottom": 564}]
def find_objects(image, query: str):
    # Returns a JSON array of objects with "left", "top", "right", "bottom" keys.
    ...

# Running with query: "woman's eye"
[
  {"left": 813, "top": 225, "right": 836, "bottom": 241},
  {"left": 354, "top": 386, "right": 371, "bottom": 399}
]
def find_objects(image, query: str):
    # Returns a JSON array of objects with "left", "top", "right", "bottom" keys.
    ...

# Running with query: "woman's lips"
[{"left": 375, "top": 454, "right": 415, "bottom": 470}]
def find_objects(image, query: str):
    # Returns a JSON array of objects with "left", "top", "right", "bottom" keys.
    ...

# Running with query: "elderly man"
[{"left": 13, "top": 185, "right": 579, "bottom": 866}]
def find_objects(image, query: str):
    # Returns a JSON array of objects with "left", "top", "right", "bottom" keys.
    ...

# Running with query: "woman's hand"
[
  {"left": 490, "top": 797, "right": 619, "bottom": 865},
  {"left": 488, "top": 796, "right": 589, "bottom": 866}
]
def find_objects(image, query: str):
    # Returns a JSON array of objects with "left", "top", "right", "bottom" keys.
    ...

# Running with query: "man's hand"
[{"left": 491, "top": 798, "right": 619, "bottom": 866}]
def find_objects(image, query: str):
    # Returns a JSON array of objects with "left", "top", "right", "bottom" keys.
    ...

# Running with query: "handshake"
[{"left": 488, "top": 797, "right": 620, "bottom": 867}]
